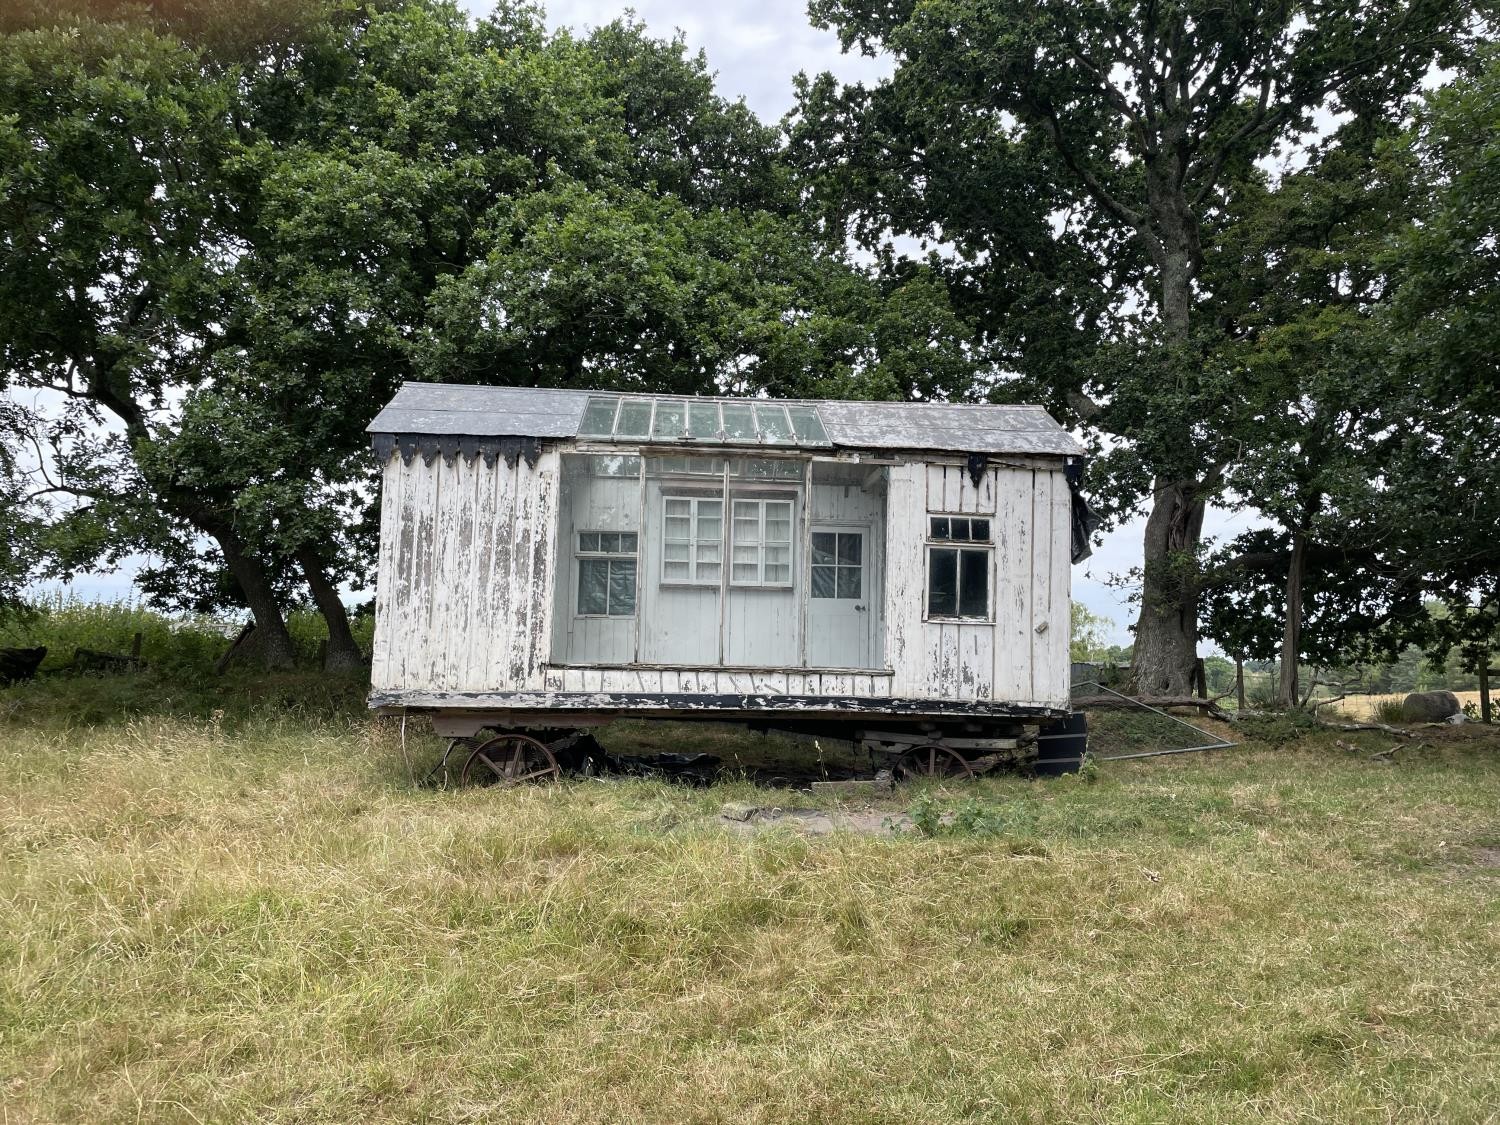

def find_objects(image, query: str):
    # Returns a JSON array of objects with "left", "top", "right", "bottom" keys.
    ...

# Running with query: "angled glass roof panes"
[
  {"left": 687, "top": 400, "right": 720, "bottom": 440},
  {"left": 652, "top": 399, "right": 686, "bottom": 440},
  {"left": 581, "top": 396, "right": 619, "bottom": 437},
  {"left": 615, "top": 397, "right": 654, "bottom": 438},
  {"left": 721, "top": 402, "right": 756, "bottom": 441},
  {"left": 787, "top": 404, "right": 828, "bottom": 445},
  {"left": 754, "top": 403, "right": 792, "bottom": 443}
]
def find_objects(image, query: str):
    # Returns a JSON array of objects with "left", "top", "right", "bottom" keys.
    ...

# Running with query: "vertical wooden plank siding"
[
  {"left": 369, "top": 454, "right": 402, "bottom": 690},
  {"left": 1039, "top": 469, "right": 1074, "bottom": 707},
  {"left": 992, "top": 466, "right": 1034, "bottom": 702},
  {"left": 885, "top": 464, "right": 926, "bottom": 697}
]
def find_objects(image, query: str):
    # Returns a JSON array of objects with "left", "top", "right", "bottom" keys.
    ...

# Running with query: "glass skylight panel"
[
  {"left": 652, "top": 399, "right": 686, "bottom": 439},
  {"left": 581, "top": 396, "right": 618, "bottom": 436},
  {"left": 615, "top": 397, "right": 654, "bottom": 438},
  {"left": 687, "top": 400, "right": 720, "bottom": 439},
  {"left": 754, "top": 404, "right": 792, "bottom": 442},
  {"left": 787, "top": 405, "right": 828, "bottom": 444},
  {"left": 720, "top": 402, "right": 756, "bottom": 441}
]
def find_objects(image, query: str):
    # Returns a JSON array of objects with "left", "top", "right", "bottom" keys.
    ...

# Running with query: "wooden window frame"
[
  {"left": 575, "top": 530, "right": 639, "bottom": 618},
  {"left": 924, "top": 513, "right": 993, "bottom": 622},
  {"left": 730, "top": 497, "right": 795, "bottom": 588},
  {"left": 660, "top": 495, "right": 724, "bottom": 587}
]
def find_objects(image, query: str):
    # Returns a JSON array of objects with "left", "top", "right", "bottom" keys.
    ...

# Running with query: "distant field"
[
  {"left": 1335, "top": 690, "right": 1485, "bottom": 720},
  {"left": 1, "top": 699, "right": 1497, "bottom": 1123}
]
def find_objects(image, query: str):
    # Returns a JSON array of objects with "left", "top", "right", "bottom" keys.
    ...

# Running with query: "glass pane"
[
  {"left": 665, "top": 498, "right": 691, "bottom": 518},
  {"left": 959, "top": 549, "right": 989, "bottom": 617},
  {"left": 836, "top": 567, "right": 862, "bottom": 599},
  {"left": 811, "top": 533, "right": 836, "bottom": 565},
  {"left": 591, "top": 453, "right": 638, "bottom": 477},
  {"left": 733, "top": 563, "right": 759, "bottom": 582},
  {"left": 754, "top": 404, "right": 792, "bottom": 442},
  {"left": 665, "top": 516, "right": 691, "bottom": 539},
  {"left": 663, "top": 560, "right": 690, "bottom": 581},
  {"left": 951, "top": 518, "right": 970, "bottom": 541},
  {"left": 577, "top": 558, "right": 609, "bottom": 614},
  {"left": 721, "top": 402, "right": 755, "bottom": 440},
  {"left": 579, "top": 532, "right": 600, "bottom": 552},
  {"left": 837, "top": 533, "right": 862, "bottom": 565},
  {"left": 615, "top": 398, "right": 653, "bottom": 437},
  {"left": 811, "top": 566, "right": 836, "bottom": 598},
  {"left": 652, "top": 400, "right": 685, "bottom": 439},
  {"left": 697, "top": 499, "right": 722, "bottom": 519},
  {"left": 787, "top": 405, "right": 828, "bottom": 444},
  {"left": 928, "top": 548, "right": 958, "bottom": 617},
  {"left": 764, "top": 544, "right": 790, "bottom": 565},
  {"left": 619, "top": 532, "right": 638, "bottom": 553},
  {"left": 664, "top": 541, "right": 690, "bottom": 561},
  {"left": 609, "top": 560, "right": 637, "bottom": 615},
  {"left": 580, "top": 397, "right": 618, "bottom": 436},
  {"left": 765, "top": 518, "right": 792, "bottom": 544},
  {"left": 687, "top": 400, "right": 720, "bottom": 439},
  {"left": 930, "top": 517, "right": 950, "bottom": 540},
  {"left": 697, "top": 518, "right": 722, "bottom": 543},
  {"left": 697, "top": 541, "right": 721, "bottom": 563},
  {"left": 970, "top": 518, "right": 991, "bottom": 542},
  {"left": 765, "top": 564, "right": 791, "bottom": 584},
  {"left": 733, "top": 544, "right": 759, "bottom": 564}
]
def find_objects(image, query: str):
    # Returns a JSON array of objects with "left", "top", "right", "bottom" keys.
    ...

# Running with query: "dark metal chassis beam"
[{"left": 369, "top": 691, "right": 1068, "bottom": 738}]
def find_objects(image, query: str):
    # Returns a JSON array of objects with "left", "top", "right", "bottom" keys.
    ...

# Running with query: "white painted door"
[{"left": 807, "top": 525, "right": 876, "bottom": 668}]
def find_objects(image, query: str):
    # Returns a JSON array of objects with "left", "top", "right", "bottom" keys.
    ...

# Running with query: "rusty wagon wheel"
[
  {"left": 460, "top": 733, "right": 562, "bottom": 788},
  {"left": 895, "top": 744, "right": 975, "bottom": 783}
]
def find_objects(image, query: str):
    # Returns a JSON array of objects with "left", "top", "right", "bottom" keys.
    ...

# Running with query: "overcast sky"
[{"left": 39, "top": 0, "right": 1265, "bottom": 650}]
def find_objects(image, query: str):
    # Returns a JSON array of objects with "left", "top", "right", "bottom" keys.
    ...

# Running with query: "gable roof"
[{"left": 368, "top": 383, "right": 1084, "bottom": 458}]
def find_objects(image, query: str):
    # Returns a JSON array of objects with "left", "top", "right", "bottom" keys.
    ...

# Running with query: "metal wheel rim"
[
  {"left": 895, "top": 744, "right": 975, "bottom": 782},
  {"left": 460, "top": 733, "right": 561, "bottom": 787}
]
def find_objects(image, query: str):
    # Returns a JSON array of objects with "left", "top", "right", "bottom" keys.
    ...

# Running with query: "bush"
[
  {"left": 0, "top": 595, "right": 231, "bottom": 674},
  {"left": 1375, "top": 699, "right": 1410, "bottom": 724}
]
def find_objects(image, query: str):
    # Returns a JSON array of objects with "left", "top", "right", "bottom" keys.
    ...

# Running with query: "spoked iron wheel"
[
  {"left": 460, "top": 733, "right": 562, "bottom": 788},
  {"left": 895, "top": 744, "right": 975, "bottom": 783}
]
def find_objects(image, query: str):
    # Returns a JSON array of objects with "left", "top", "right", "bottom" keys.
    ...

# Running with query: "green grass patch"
[{"left": 0, "top": 700, "right": 1496, "bottom": 1121}]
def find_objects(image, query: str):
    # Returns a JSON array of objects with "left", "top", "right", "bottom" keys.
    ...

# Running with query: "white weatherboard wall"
[
  {"left": 371, "top": 450, "right": 559, "bottom": 695},
  {"left": 884, "top": 461, "right": 1071, "bottom": 710}
]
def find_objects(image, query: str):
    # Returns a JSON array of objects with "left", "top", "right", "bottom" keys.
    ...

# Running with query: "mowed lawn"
[{"left": 1, "top": 711, "right": 1497, "bottom": 1123}]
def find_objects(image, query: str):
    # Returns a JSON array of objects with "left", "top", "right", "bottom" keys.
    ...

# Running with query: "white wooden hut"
[{"left": 367, "top": 384, "right": 1092, "bottom": 779}]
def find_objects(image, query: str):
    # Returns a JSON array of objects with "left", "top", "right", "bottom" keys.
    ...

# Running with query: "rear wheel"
[
  {"left": 894, "top": 744, "right": 974, "bottom": 782},
  {"left": 460, "top": 733, "right": 562, "bottom": 787}
]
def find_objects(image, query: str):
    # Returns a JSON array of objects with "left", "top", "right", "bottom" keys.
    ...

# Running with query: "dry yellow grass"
[{"left": 1, "top": 714, "right": 1498, "bottom": 1122}]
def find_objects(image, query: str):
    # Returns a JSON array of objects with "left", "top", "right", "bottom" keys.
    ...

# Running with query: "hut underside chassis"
[{"left": 373, "top": 690, "right": 1083, "bottom": 783}]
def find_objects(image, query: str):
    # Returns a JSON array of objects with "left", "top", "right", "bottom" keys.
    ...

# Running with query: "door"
[{"left": 807, "top": 525, "right": 877, "bottom": 668}]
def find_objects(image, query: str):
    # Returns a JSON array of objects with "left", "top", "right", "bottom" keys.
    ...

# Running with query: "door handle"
[{"left": 854, "top": 605, "right": 867, "bottom": 612}]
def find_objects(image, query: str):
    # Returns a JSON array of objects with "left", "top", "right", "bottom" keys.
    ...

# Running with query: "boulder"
[
  {"left": 1403, "top": 690, "right": 1461, "bottom": 722},
  {"left": 0, "top": 646, "right": 47, "bottom": 686}
]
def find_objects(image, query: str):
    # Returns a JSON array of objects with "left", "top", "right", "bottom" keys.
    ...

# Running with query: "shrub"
[{"left": 1375, "top": 699, "right": 1410, "bottom": 724}]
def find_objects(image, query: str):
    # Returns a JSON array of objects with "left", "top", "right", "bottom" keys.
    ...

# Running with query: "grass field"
[
  {"left": 1, "top": 696, "right": 1497, "bottom": 1122},
  {"left": 1336, "top": 691, "right": 1486, "bottom": 721}
]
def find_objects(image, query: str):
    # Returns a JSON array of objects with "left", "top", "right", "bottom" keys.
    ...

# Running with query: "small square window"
[
  {"left": 927, "top": 545, "right": 989, "bottom": 619},
  {"left": 930, "top": 517, "right": 950, "bottom": 540}
]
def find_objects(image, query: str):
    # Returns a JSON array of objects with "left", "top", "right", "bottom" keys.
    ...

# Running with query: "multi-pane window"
[
  {"left": 662, "top": 497, "right": 723, "bottom": 584},
  {"left": 577, "top": 531, "right": 638, "bottom": 616},
  {"left": 927, "top": 515, "right": 991, "bottom": 619},
  {"left": 811, "top": 532, "right": 862, "bottom": 599},
  {"left": 731, "top": 498, "right": 794, "bottom": 586}
]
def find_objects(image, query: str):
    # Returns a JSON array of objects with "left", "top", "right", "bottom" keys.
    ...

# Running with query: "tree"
[
  {"left": 0, "top": 12, "right": 307, "bottom": 666},
  {"left": 795, "top": 0, "right": 1477, "bottom": 693}
]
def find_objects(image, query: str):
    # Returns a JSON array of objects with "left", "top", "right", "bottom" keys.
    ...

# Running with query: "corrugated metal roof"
[{"left": 368, "top": 383, "right": 1083, "bottom": 457}]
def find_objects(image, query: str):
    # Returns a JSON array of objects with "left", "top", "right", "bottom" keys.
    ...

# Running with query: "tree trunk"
[
  {"left": 296, "top": 548, "right": 364, "bottom": 673},
  {"left": 216, "top": 532, "right": 297, "bottom": 670},
  {"left": 1131, "top": 476, "right": 1207, "bottom": 695},
  {"left": 1277, "top": 530, "right": 1307, "bottom": 708},
  {"left": 1235, "top": 656, "right": 1246, "bottom": 710}
]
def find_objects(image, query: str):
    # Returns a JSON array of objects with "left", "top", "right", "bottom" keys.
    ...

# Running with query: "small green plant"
[{"left": 1375, "top": 699, "right": 1410, "bottom": 724}]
